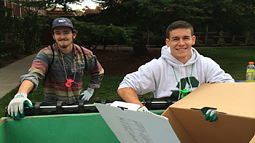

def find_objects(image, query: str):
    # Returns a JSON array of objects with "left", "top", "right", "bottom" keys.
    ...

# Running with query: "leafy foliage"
[
  {"left": 21, "top": 10, "right": 48, "bottom": 54},
  {"left": 195, "top": 39, "right": 203, "bottom": 46},
  {"left": 17, "top": 0, "right": 83, "bottom": 11},
  {"left": 96, "top": 0, "right": 255, "bottom": 49},
  {"left": 71, "top": 18, "right": 135, "bottom": 49},
  {"left": 217, "top": 38, "right": 226, "bottom": 46},
  {"left": 247, "top": 37, "right": 255, "bottom": 46},
  {"left": 150, "top": 35, "right": 165, "bottom": 46},
  {"left": 205, "top": 39, "right": 215, "bottom": 46},
  {"left": 232, "top": 40, "right": 243, "bottom": 46},
  {"left": 194, "top": 0, "right": 255, "bottom": 36}
]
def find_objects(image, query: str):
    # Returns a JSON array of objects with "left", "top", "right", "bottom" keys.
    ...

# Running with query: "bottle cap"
[{"left": 249, "top": 62, "right": 254, "bottom": 65}]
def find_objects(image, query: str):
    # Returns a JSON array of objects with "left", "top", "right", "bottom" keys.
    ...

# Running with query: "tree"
[
  {"left": 17, "top": 0, "right": 83, "bottom": 11},
  {"left": 70, "top": 18, "right": 134, "bottom": 49},
  {"left": 95, "top": 0, "right": 205, "bottom": 55},
  {"left": 195, "top": 0, "right": 255, "bottom": 36}
]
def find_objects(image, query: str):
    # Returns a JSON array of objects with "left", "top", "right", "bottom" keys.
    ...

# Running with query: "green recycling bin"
[{"left": 0, "top": 113, "right": 119, "bottom": 143}]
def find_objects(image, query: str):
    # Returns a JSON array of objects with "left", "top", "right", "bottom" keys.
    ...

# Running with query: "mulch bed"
[
  {"left": 0, "top": 49, "right": 161, "bottom": 76},
  {"left": 91, "top": 49, "right": 161, "bottom": 76}
]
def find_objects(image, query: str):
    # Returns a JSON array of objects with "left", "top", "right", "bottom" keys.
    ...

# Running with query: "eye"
[{"left": 63, "top": 31, "right": 70, "bottom": 34}]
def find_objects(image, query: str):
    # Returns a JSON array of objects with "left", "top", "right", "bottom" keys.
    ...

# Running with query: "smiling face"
[
  {"left": 165, "top": 28, "right": 196, "bottom": 63},
  {"left": 52, "top": 26, "right": 76, "bottom": 53}
]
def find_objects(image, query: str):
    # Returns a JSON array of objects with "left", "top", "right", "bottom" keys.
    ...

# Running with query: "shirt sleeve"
[
  {"left": 19, "top": 49, "right": 51, "bottom": 94},
  {"left": 19, "top": 72, "right": 41, "bottom": 94},
  {"left": 118, "top": 59, "right": 158, "bottom": 95},
  {"left": 205, "top": 58, "right": 235, "bottom": 83},
  {"left": 83, "top": 49, "right": 104, "bottom": 89}
]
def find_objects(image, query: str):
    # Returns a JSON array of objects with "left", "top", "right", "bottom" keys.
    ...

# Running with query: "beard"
[{"left": 57, "top": 39, "right": 73, "bottom": 49}]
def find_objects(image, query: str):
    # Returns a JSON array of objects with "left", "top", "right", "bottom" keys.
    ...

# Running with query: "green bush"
[
  {"left": 247, "top": 37, "right": 255, "bottom": 46},
  {"left": 21, "top": 10, "right": 48, "bottom": 54},
  {"left": 217, "top": 38, "right": 226, "bottom": 46},
  {"left": 4, "top": 37, "right": 24, "bottom": 58},
  {"left": 205, "top": 39, "right": 215, "bottom": 46},
  {"left": 72, "top": 18, "right": 134, "bottom": 49},
  {"left": 194, "top": 39, "right": 203, "bottom": 46},
  {"left": 232, "top": 40, "right": 243, "bottom": 46}
]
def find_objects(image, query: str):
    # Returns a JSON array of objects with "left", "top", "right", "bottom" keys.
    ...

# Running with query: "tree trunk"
[
  {"left": 131, "top": 30, "right": 150, "bottom": 56},
  {"left": 17, "top": 0, "right": 20, "bottom": 17},
  {"left": 245, "top": 32, "right": 250, "bottom": 45},
  {"left": 132, "top": 42, "right": 150, "bottom": 56},
  {"left": 232, "top": 35, "right": 235, "bottom": 42},
  {"left": 205, "top": 25, "right": 208, "bottom": 44}
]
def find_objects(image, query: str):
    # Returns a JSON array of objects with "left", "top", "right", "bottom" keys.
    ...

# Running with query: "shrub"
[
  {"left": 217, "top": 38, "right": 226, "bottom": 46},
  {"left": 4, "top": 37, "right": 24, "bottom": 59},
  {"left": 72, "top": 19, "right": 134, "bottom": 49},
  {"left": 205, "top": 39, "right": 215, "bottom": 46},
  {"left": 232, "top": 40, "right": 243, "bottom": 46},
  {"left": 21, "top": 10, "right": 48, "bottom": 54},
  {"left": 194, "top": 39, "right": 203, "bottom": 46},
  {"left": 247, "top": 38, "right": 255, "bottom": 46}
]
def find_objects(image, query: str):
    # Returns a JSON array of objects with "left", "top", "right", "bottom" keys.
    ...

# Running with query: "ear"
[
  {"left": 192, "top": 35, "right": 196, "bottom": 45},
  {"left": 72, "top": 33, "right": 77, "bottom": 40},
  {"left": 165, "top": 38, "right": 170, "bottom": 47},
  {"left": 52, "top": 34, "right": 56, "bottom": 41}
]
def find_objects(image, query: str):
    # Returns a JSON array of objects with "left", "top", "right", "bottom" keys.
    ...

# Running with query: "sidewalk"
[{"left": 0, "top": 54, "right": 37, "bottom": 99}]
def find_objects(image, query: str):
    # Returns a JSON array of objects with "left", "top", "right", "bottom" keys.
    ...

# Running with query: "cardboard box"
[
  {"left": 250, "top": 135, "right": 255, "bottom": 143},
  {"left": 95, "top": 101, "right": 180, "bottom": 143},
  {"left": 162, "top": 83, "right": 255, "bottom": 143}
]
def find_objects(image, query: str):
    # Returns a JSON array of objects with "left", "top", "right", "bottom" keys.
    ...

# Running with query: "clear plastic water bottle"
[{"left": 246, "top": 62, "right": 255, "bottom": 82}]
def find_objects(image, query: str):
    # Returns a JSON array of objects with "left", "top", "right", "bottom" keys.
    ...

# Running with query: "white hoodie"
[{"left": 118, "top": 46, "right": 234, "bottom": 99}]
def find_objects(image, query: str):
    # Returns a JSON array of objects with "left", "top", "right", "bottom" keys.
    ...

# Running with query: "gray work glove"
[
  {"left": 79, "top": 87, "right": 94, "bottom": 101},
  {"left": 8, "top": 93, "right": 34, "bottom": 120}
]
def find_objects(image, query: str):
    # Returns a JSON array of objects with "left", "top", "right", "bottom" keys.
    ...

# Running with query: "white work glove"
[
  {"left": 79, "top": 87, "right": 94, "bottom": 101},
  {"left": 8, "top": 93, "right": 33, "bottom": 120},
  {"left": 137, "top": 106, "right": 156, "bottom": 115}
]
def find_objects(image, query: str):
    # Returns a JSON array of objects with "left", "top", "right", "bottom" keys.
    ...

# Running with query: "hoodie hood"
[{"left": 161, "top": 45, "right": 200, "bottom": 67}]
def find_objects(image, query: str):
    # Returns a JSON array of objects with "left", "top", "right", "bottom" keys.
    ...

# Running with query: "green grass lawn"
[
  {"left": 1, "top": 47, "right": 254, "bottom": 117},
  {"left": 196, "top": 47, "right": 255, "bottom": 80}
]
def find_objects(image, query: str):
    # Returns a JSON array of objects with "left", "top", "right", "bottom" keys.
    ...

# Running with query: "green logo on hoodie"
[{"left": 171, "top": 76, "right": 199, "bottom": 99}]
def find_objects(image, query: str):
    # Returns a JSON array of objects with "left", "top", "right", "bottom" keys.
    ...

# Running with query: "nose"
[
  {"left": 59, "top": 33, "right": 65, "bottom": 38},
  {"left": 178, "top": 39, "right": 185, "bottom": 46}
]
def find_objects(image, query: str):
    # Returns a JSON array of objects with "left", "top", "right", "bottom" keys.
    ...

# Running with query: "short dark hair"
[
  {"left": 166, "top": 21, "right": 194, "bottom": 38},
  {"left": 51, "top": 28, "right": 78, "bottom": 35}
]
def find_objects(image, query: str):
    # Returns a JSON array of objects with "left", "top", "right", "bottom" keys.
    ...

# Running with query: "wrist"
[
  {"left": 14, "top": 93, "right": 27, "bottom": 98},
  {"left": 88, "top": 87, "right": 94, "bottom": 90}
]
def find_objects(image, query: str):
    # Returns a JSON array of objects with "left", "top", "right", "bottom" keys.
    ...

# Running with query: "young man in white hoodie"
[{"left": 117, "top": 20, "right": 234, "bottom": 122}]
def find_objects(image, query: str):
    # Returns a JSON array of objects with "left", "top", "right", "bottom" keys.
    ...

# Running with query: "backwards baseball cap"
[{"left": 52, "top": 17, "right": 74, "bottom": 29}]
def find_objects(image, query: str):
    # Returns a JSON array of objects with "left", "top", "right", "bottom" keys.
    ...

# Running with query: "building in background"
[
  {"left": 46, "top": 7, "right": 77, "bottom": 16},
  {"left": 82, "top": 5, "right": 103, "bottom": 16},
  {"left": 3, "top": 0, "right": 46, "bottom": 17}
]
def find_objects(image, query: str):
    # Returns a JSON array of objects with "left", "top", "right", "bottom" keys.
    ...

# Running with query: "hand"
[
  {"left": 205, "top": 109, "right": 218, "bottom": 122},
  {"left": 8, "top": 93, "right": 34, "bottom": 120},
  {"left": 79, "top": 88, "right": 94, "bottom": 101},
  {"left": 137, "top": 106, "right": 156, "bottom": 115}
]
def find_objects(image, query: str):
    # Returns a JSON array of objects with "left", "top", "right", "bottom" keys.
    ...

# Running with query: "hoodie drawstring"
[{"left": 171, "top": 64, "right": 194, "bottom": 100}]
